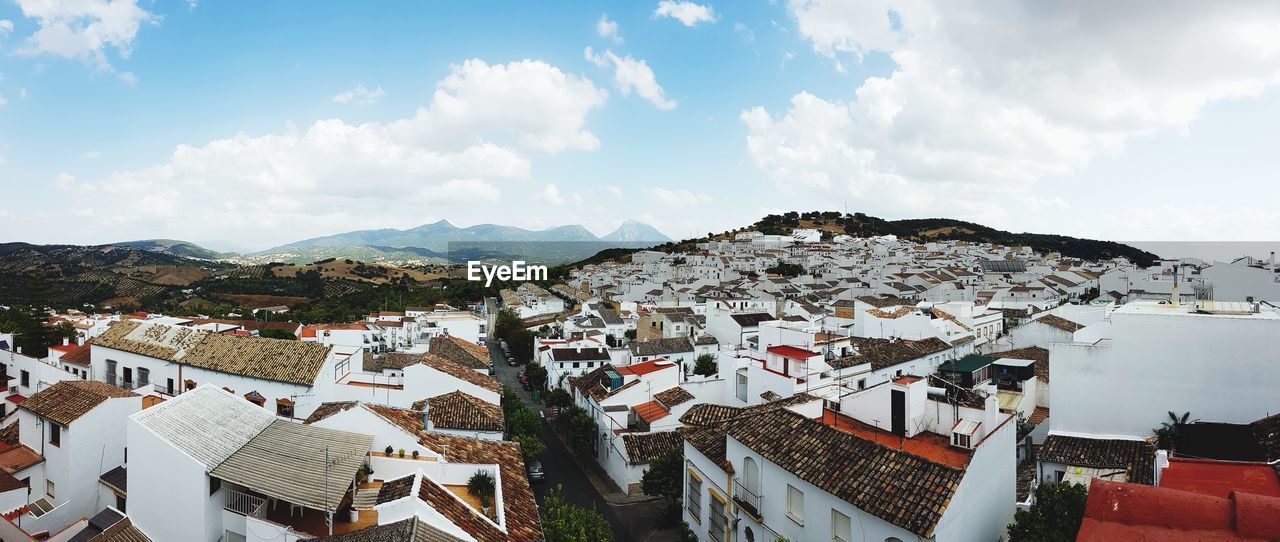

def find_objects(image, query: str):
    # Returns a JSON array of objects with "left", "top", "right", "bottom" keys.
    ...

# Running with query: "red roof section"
[
  {"left": 634, "top": 400, "right": 670, "bottom": 424},
  {"left": 4, "top": 395, "right": 23, "bottom": 405},
  {"left": 1078, "top": 479, "right": 1280, "bottom": 541},
  {"left": 1159, "top": 458, "right": 1280, "bottom": 499},
  {"left": 819, "top": 409, "right": 971, "bottom": 469},
  {"left": 616, "top": 358, "right": 677, "bottom": 377},
  {"left": 767, "top": 344, "right": 820, "bottom": 359}
]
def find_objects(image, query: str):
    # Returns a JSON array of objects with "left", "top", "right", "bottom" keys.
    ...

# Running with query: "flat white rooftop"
[{"left": 1113, "top": 300, "right": 1280, "bottom": 320}]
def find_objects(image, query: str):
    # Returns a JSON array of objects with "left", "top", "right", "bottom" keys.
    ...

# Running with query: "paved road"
[{"left": 487, "top": 339, "right": 633, "bottom": 541}]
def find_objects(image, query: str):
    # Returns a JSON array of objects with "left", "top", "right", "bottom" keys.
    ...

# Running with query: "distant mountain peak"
[{"left": 602, "top": 221, "right": 672, "bottom": 243}]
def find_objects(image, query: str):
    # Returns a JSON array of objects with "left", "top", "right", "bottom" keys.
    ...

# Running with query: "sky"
[{"left": 1, "top": 0, "right": 1280, "bottom": 253}]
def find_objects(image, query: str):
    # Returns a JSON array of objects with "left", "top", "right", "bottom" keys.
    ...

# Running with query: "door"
[{"left": 891, "top": 389, "right": 906, "bottom": 436}]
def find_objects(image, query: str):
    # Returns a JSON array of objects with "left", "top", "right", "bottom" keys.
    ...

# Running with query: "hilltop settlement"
[{"left": 1, "top": 224, "right": 1279, "bottom": 541}]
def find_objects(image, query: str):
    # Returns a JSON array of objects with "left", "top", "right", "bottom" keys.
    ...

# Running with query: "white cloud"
[
  {"left": 647, "top": 187, "right": 713, "bottom": 208},
  {"left": 0, "top": 19, "right": 13, "bottom": 36},
  {"left": 332, "top": 84, "right": 386, "bottom": 107},
  {"left": 12, "top": 0, "right": 158, "bottom": 72},
  {"left": 82, "top": 150, "right": 103, "bottom": 159},
  {"left": 604, "top": 185, "right": 623, "bottom": 198},
  {"left": 59, "top": 58, "right": 607, "bottom": 244},
  {"left": 744, "top": 0, "right": 1280, "bottom": 223},
  {"left": 585, "top": 47, "right": 677, "bottom": 110},
  {"left": 734, "top": 22, "right": 755, "bottom": 42},
  {"left": 540, "top": 183, "right": 567, "bottom": 205},
  {"left": 654, "top": 1, "right": 717, "bottom": 27},
  {"left": 597, "top": 14, "right": 621, "bottom": 42},
  {"left": 0, "top": 94, "right": 6, "bottom": 107}
]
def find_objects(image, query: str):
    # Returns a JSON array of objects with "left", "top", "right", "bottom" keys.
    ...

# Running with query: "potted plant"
[
  {"left": 480, "top": 494, "right": 493, "bottom": 516},
  {"left": 467, "top": 470, "right": 496, "bottom": 513},
  {"left": 345, "top": 503, "right": 358, "bottom": 522},
  {"left": 398, "top": 448, "right": 406, "bottom": 458},
  {"left": 384, "top": 445, "right": 394, "bottom": 456},
  {"left": 411, "top": 450, "right": 419, "bottom": 459}
]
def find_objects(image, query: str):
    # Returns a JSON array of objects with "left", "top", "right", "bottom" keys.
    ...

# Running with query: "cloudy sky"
[{"left": 1, "top": 1, "right": 1279, "bottom": 252}]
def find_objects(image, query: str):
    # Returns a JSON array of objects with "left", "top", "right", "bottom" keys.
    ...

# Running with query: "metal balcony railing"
[
  {"left": 154, "top": 383, "right": 176, "bottom": 396},
  {"left": 225, "top": 488, "right": 267, "bottom": 517},
  {"left": 732, "top": 479, "right": 762, "bottom": 520}
]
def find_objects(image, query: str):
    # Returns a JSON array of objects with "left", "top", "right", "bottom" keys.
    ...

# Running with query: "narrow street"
[{"left": 487, "top": 339, "right": 636, "bottom": 541}]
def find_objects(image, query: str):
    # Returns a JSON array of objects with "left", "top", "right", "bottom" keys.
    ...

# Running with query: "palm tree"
[{"left": 1153, "top": 411, "right": 1196, "bottom": 450}]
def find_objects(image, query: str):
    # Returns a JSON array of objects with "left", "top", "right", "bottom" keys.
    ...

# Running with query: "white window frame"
[
  {"left": 686, "top": 473, "right": 702, "bottom": 521},
  {"left": 832, "top": 509, "right": 851, "bottom": 542},
  {"left": 786, "top": 484, "right": 804, "bottom": 525}
]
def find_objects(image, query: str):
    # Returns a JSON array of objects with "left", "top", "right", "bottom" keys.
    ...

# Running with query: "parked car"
[
  {"left": 507, "top": 356, "right": 519, "bottom": 367},
  {"left": 527, "top": 460, "right": 545, "bottom": 482}
]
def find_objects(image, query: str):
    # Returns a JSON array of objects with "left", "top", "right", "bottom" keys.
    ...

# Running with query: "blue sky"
[{"left": 2, "top": 1, "right": 1279, "bottom": 252}]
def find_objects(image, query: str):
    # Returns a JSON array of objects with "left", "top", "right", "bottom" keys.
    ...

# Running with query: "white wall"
[
  {"left": 932, "top": 413, "right": 1017, "bottom": 542},
  {"left": 127, "top": 413, "right": 220, "bottom": 542},
  {"left": 1050, "top": 306, "right": 1280, "bottom": 437}
]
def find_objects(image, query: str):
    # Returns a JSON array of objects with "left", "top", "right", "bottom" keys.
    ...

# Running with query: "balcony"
[
  {"left": 225, "top": 488, "right": 268, "bottom": 517},
  {"left": 732, "top": 479, "right": 762, "bottom": 521},
  {"left": 153, "top": 383, "right": 177, "bottom": 396}
]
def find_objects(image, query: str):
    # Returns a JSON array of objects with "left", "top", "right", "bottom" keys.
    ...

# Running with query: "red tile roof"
[
  {"left": 634, "top": 401, "right": 669, "bottom": 424},
  {"left": 1159, "top": 458, "right": 1280, "bottom": 499},
  {"left": 616, "top": 358, "right": 677, "bottom": 376},
  {"left": 766, "top": 344, "right": 820, "bottom": 359},
  {"left": 1078, "top": 479, "right": 1280, "bottom": 541}
]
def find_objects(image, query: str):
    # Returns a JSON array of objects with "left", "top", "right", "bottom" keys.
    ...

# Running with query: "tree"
[
  {"left": 640, "top": 449, "right": 683, "bottom": 511},
  {"left": 765, "top": 262, "right": 806, "bottom": 277},
  {"left": 545, "top": 388, "right": 573, "bottom": 409},
  {"left": 692, "top": 354, "right": 717, "bottom": 377},
  {"left": 257, "top": 328, "right": 297, "bottom": 340},
  {"left": 0, "top": 306, "right": 53, "bottom": 358},
  {"left": 494, "top": 309, "right": 535, "bottom": 362},
  {"left": 506, "top": 406, "right": 540, "bottom": 440},
  {"left": 562, "top": 405, "right": 597, "bottom": 456},
  {"left": 540, "top": 485, "right": 614, "bottom": 542},
  {"left": 525, "top": 361, "right": 548, "bottom": 391},
  {"left": 1153, "top": 411, "right": 1197, "bottom": 450},
  {"left": 513, "top": 433, "right": 545, "bottom": 465},
  {"left": 1007, "top": 482, "right": 1088, "bottom": 542}
]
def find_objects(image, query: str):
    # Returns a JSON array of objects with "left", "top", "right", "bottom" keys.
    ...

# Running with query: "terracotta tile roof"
[
  {"left": 314, "top": 517, "right": 466, "bottom": 542},
  {"left": 416, "top": 431, "right": 541, "bottom": 541},
  {"left": 96, "top": 320, "right": 332, "bottom": 386},
  {"left": 1034, "top": 314, "right": 1084, "bottom": 333},
  {"left": 726, "top": 409, "right": 964, "bottom": 537},
  {"left": 679, "top": 393, "right": 819, "bottom": 427},
  {"left": 856, "top": 295, "right": 911, "bottom": 308},
  {"left": 303, "top": 401, "right": 360, "bottom": 424},
  {"left": 99, "top": 465, "right": 127, "bottom": 497},
  {"left": 59, "top": 340, "right": 93, "bottom": 365},
  {"left": 634, "top": 400, "right": 669, "bottom": 424},
  {"left": 1251, "top": 412, "right": 1280, "bottom": 476},
  {"left": 0, "top": 445, "right": 43, "bottom": 474},
  {"left": 570, "top": 365, "right": 642, "bottom": 403},
  {"left": 429, "top": 335, "right": 490, "bottom": 370},
  {"left": 85, "top": 517, "right": 152, "bottom": 542},
  {"left": 376, "top": 473, "right": 416, "bottom": 504},
  {"left": 993, "top": 346, "right": 1050, "bottom": 383},
  {"left": 622, "top": 431, "right": 682, "bottom": 464},
  {"left": 21, "top": 381, "right": 136, "bottom": 426},
  {"left": 1028, "top": 406, "right": 1050, "bottom": 426},
  {"left": 628, "top": 337, "right": 693, "bottom": 356},
  {"left": 417, "top": 476, "right": 506, "bottom": 541},
  {"left": 1039, "top": 435, "right": 1156, "bottom": 485},
  {"left": 830, "top": 337, "right": 952, "bottom": 371},
  {"left": 653, "top": 387, "right": 694, "bottom": 409},
  {"left": 419, "top": 391, "right": 504, "bottom": 432},
  {"left": 0, "top": 421, "right": 16, "bottom": 446},
  {"left": 366, "top": 352, "right": 427, "bottom": 372},
  {"left": 422, "top": 353, "right": 501, "bottom": 394},
  {"left": 181, "top": 332, "right": 332, "bottom": 386},
  {"left": 1077, "top": 479, "right": 1280, "bottom": 542}
]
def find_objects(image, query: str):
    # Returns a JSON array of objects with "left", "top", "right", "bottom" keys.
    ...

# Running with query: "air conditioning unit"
[{"left": 7, "top": 386, "right": 15, "bottom": 394}]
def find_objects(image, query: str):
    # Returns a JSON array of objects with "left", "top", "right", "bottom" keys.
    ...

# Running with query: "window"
[
  {"left": 786, "top": 484, "right": 804, "bottom": 525},
  {"left": 709, "top": 495, "right": 726, "bottom": 542},
  {"left": 137, "top": 368, "right": 150, "bottom": 388},
  {"left": 858, "top": 378, "right": 867, "bottom": 390},
  {"left": 832, "top": 510, "right": 851, "bottom": 542},
  {"left": 952, "top": 433, "right": 972, "bottom": 448},
  {"left": 573, "top": 362, "right": 580, "bottom": 369},
  {"left": 686, "top": 472, "right": 702, "bottom": 521},
  {"left": 209, "top": 476, "right": 221, "bottom": 496},
  {"left": 49, "top": 424, "right": 60, "bottom": 447},
  {"left": 20, "top": 370, "right": 29, "bottom": 387},
  {"left": 166, "top": 378, "right": 175, "bottom": 395},
  {"left": 46, "top": 480, "right": 55, "bottom": 499},
  {"left": 276, "top": 401, "right": 294, "bottom": 418}
]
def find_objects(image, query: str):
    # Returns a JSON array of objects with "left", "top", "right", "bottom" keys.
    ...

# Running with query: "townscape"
[
  {"left": 0, "top": 221, "right": 1277, "bottom": 542},
  {"left": 3, "top": 1, "right": 1280, "bottom": 540}
]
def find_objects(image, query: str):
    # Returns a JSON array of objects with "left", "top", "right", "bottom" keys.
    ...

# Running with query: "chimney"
[
  {"left": 983, "top": 393, "right": 1000, "bottom": 442},
  {"left": 63, "top": 338, "right": 69, "bottom": 347}
]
